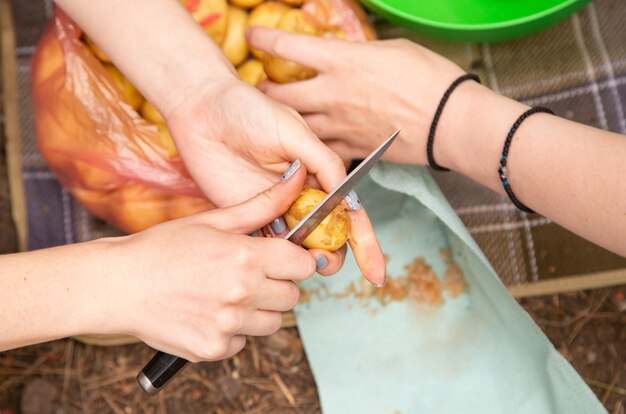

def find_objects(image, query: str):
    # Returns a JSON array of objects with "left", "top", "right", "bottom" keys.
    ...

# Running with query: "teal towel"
[{"left": 295, "top": 163, "right": 606, "bottom": 414}]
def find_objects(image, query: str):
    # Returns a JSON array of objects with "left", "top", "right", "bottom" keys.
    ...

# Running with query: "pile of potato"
[
  {"left": 32, "top": 0, "right": 373, "bottom": 235},
  {"left": 83, "top": 0, "right": 374, "bottom": 154}
]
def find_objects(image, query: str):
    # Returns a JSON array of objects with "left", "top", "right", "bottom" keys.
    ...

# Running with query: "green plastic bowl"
[{"left": 361, "top": 0, "right": 593, "bottom": 42}]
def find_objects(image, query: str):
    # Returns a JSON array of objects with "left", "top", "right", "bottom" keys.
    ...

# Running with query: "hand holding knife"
[{"left": 137, "top": 130, "right": 399, "bottom": 395}]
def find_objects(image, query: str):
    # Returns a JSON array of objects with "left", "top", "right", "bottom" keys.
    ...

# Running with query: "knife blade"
[{"left": 286, "top": 129, "right": 399, "bottom": 245}]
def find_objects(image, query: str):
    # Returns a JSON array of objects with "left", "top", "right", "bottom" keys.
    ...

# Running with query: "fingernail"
[
  {"left": 270, "top": 217, "right": 287, "bottom": 234},
  {"left": 372, "top": 274, "right": 387, "bottom": 288},
  {"left": 281, "top": 159, "right": 301, "bottom": 181},
  {"left": 315, "top": 255, "right": 328, "bottom": 270},
  {"left": 344, "top": 190, "right": 363, "bottom": 210}
]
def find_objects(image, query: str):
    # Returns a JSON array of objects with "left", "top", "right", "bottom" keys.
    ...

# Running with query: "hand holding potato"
[
  {"left": 247, "top": 27, "right": 465, "bottom": 164},
  {"left": 262, "top": 9, "right": 318, "bottom": 83},
  {"left": 164, "top": 76, "right": 385, "bottom": 284}
]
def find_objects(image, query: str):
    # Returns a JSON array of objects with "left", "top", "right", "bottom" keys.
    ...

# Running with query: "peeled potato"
[
  {"left": 237, "top": 59, "right": 267, "bottom": 86},
  {"left": 181, "top": 0, "right": 229, "bottom": 45},
  {"left": 103, "top": 64, "right": 143, "bottom": 110},
  {"left": 230, "top": 0, "right": 264, "bottom": 8},
  {"left": 140, "top": 101, "right": 165, "bottom": 124},
  {"left": 284, "top": 188, "right": 350, "bottom": 251},
  {"left": 247, "top": 2, "right": 291, "bottom": 58},
  {"left": 221, "top": 6, "right": 249, "bottom": 66},
  {"left": 262, "top": 9, "right": 318, "bottom": 83},
  {"left": 84, "top": 36, "right": 110, "bottom": 62},
  {"left": 156, "top": 124, "right": 178, "bottom": 157}
]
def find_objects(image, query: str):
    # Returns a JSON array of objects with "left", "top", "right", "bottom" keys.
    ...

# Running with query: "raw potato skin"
[
  {"left": 284, "top": 188, "right": 350, "bottom": 251},
  {"left": 221, "top": 6, "right": 249, "bottom": 66},
  {"left": 84, "top": 36, "right": 110, "bottom": 62},
  {"left": 247, "top": 2, "right": 291, "bottom": 58},
  {"left": 140, "top": 100, "right": 166, "bottom": 124},
  {"left": 262, "top": 9, "right": 318, "bottom": 83},
  {"left": 37, "top": 0, "right": 374, "bottom": 234},
  {"left": 103, "top": 64, "right": 144, "bottom": 110},
  {"left": 181, "top": 0, "right": 229, "bottom": 45},
  {"left": 237, "top": 59, "right": 267, "bottom": 86},
  {"left": 230, "top": 0, "right": 264, "bottom": 8},
  {"left": 156, "top": 124, "right": 179, "bottom": 157}
]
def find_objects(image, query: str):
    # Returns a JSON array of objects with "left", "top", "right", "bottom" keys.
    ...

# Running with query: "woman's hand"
[
  {"left": 106, "top": 163, "right": 315, "bottom": 361},
  {"left": 53, "top": 0, "right": 386, "bottom": 285},
  {"left": 162, "top": 76, "right": 386, "bottom": 285},
  {"left": 248, "top": 26, "right": 626, "bottom": 260},
  {"left": 246, "top": 26, "right": 467, "bottom": 165}
]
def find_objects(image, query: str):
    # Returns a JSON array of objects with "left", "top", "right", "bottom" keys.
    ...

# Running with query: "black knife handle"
[{"left": 137, "top": 352, "right": 188, "bottom": 395}]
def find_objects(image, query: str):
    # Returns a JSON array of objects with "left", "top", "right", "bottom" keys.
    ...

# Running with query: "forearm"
[
  {"left": 0, "top": 240, "right": 120, "bottom": 350},
  {"left": 54, "top": 0, "right": 236, "bottom": 116},
  {"left": 437, "top": 82, "right": 626, "bottom": 256}
]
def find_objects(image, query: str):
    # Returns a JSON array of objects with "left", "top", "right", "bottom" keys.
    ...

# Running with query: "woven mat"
[{"left": 7, "top": 0, "right": 626, "bottom": 288}]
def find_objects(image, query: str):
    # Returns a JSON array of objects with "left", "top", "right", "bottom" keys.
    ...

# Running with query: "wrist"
[
  {"left": 435, "top": 81, "right": 529, "bottom": 192},
  {"left": 72, "top": 237, "right": 136, "bottom": 337},
  {"left": 159, "top": 58, "right": 238, "bottom": 121}
]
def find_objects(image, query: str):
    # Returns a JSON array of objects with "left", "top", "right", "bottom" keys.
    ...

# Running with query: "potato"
[
  {"left": 221, "top": 6, "right": 249, "bottom": 66},
  {"left": 70, "top": 159, "right": 118, "bottom": 191},
  {"left": 237, "top": 59, "right": 267, "bottom": 86},
  {"left": 302, "top": 0, "right": 376, "bottom": 41},
  {"left": 229, "top": 0, "right": 264, "bottom": 8},
  {"left": 156, "top": 124, "right": 179, "bottom": 157},
  {"left": 181, "top": 0, "right": 229, "bottom": 45},
  {"left": 140, "top": 101, "right": 165, "bottom": 124},
  {"left": 103, "top": 64, "right": 143, "bottom": 111},
  {"left": 31, "top": 35, "right": 64, "bottom": 87},
  {"left": 167, "top": 195, "right": 214, "bottom": 220},
  {"left": 284, "top": 188, "right": 350, "bottom": 251},
  {"left": 247, "top": 2, "right": 291, "bottom": 58},
  {"left": 84, "top": 36, "right": 110, "bottom": 62},
  {"left": 112, "top": 184, "right": 171, "bottom": 233},
  {"left": 262, "top": 9, "right": 318, "bottom": 83},
  {"left": 280, "top": 0, "right": 304, "bottom": 4}
]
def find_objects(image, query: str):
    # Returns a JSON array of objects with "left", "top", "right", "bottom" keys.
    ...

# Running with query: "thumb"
[
  {"left": 205, "top": 160, "right": 306, "bottom": 234},
  {"left": 293, "top": 131, "right": 347, "bottom": 195}
]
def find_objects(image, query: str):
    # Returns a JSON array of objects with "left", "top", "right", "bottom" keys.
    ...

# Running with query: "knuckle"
[
  {"left": 225, "top": 336, "right": 246, "bottom": 358},
  {"left": 232, "top": 246, "right": 257, "bottom": 270},
  {"left": 225, "top": 279, "right": 252, "bottom": 305},
  {"left": 268, "top": 315, "right": 283, "bottom": 335},
  {"left": 216, "top": 310, "right": 242, "bottom": 334},
  {"left": 286, "top": 282, "right": 301, "bottom": 308},
  {"left": 256, "top": 188, "right": 275, "bottom": 210},
  {"left": 271, "top": 35, "right": 288, "bottom": 56},
  {"left": 194, "top": 338, "right": 228, "bottom": 361}
]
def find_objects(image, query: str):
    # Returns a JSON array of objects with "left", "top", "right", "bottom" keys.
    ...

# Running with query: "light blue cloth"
[{"left": 295, "top": 163, "right": 606, "bottom": 414}]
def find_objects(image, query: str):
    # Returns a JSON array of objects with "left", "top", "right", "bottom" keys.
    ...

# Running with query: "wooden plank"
[
  {"left": 509, "top": 269, "right": 626, "bottom": 298},
  {"left": 0, "top": 0, "right": 27, "bottom": 251}
]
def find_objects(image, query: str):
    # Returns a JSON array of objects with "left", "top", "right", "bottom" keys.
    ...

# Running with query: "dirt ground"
[{"left": 0, "top": 116, "right": 624, "bottom": 414}]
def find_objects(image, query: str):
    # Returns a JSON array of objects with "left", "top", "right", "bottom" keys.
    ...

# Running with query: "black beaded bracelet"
[
  {"left": 427, "top": 73, "right": 481, "bottom": 171},
  {"left": 498, "top": 107, "right": 554, "bottom": 213}
]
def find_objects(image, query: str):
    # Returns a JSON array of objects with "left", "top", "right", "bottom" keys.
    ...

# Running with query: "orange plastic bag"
[
  {"left": 31, "top": 4, "right": 374, "bottom": 234},
  {"left": 31, "top": 10, "right": 213, "bottom": 234}
]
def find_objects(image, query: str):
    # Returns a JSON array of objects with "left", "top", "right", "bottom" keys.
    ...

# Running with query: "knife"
[{"left": 136, "top": 129, "right": 400, "bottom": 395}]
